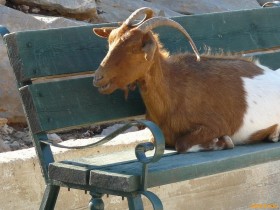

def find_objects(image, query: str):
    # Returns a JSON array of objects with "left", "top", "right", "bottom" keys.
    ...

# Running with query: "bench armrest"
[
  {"left": 41, "top": 120, "right": 165, "bottom": 152},
  {"left": 42, "top": 119, "right": 165, "bottom": 191}
]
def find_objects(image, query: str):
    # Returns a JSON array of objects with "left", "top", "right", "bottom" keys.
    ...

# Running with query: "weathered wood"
[
  {"left": 89, "top": 143, "right": 280, "bottom": 192},
  {"left": 20, "top": 77, "right": 145, "bottom": 133},
  {"left": 4, "top": 7, "right": 280, "bottom": 83},
  {"left": 49, "top": 150, "right": 140, "bottom": 185},
  {"left": 158, "top": 7, "right": 280, "bottom": 57},
  {"left": 50, "top": 143, "right": 280, "bottom": 192},
  {"left": 49, "top": 150, "right": 174, "bottom": 185},
  {"left": 254, "top": 51, "right": 280, "bottom": 70}
]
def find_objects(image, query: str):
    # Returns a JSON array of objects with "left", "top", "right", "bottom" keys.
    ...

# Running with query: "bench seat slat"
[
  {"left": 20, "top": 77, "right": 145, "bottom": 133},
  {"left": 89, "top": 143, "right": 280, "bottom": 192},
  {"left": 4, "top": 7, "right": 280, "bottom": 83},
  {"left": 49, "top": 143, "right": 280, "bottom": 192}
]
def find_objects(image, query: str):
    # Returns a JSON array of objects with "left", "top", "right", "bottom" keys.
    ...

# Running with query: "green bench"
[{"left": 2, "top": 6, "right": 280, "bottom": 210}]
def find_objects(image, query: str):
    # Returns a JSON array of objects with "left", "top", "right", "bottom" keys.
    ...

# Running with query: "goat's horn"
[
  {"left": 125, "top": 7, "right": 154, "bottom": 27},
  {"left": 137, "top": 17, "right": 201, "bottom": 61}
]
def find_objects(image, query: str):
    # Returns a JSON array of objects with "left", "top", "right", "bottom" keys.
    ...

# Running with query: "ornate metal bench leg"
[
  {"left": 127, "top": 191, "right": 163, "bottom": 210},
  {"left": 89, "top": 191, "right": 104, "bottom": 210},
  {"left": 40, "top": 184, "right": 60, "bottom": 210},
  {"left": 127, "top": 193, "right": 144, "bottom": 210}
]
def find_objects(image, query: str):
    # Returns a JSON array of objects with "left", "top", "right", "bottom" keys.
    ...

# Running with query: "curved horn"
[
  {"left": 137, "top": 17, "right": 201, "bottom": 61},
  {"left": 125, "top": 7, "right": 154, "bottom": 27}
]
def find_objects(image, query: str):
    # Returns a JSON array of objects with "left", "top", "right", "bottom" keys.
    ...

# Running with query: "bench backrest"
[
  {"left": 3, "top": 7, "right": 280, "bottom": 180},
  {"left": 4, "top": 7, "right": 280, "bottom": 134}
]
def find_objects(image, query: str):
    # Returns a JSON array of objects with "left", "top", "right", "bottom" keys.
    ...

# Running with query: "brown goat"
[{"left": 93, "top": 7, "right": 280, "bottom": 153}]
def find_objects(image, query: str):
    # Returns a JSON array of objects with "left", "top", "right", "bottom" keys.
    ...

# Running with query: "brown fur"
[
  {"left": 249, "top": 124, "right": 279, "bottom": 142},
  {"left": 93, "top": 25, "right": 264, "bottom": 153}
]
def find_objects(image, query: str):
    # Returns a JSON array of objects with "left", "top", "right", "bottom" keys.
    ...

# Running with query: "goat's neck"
[{"left": 138, "top": 53, "right": 171, "bottom": 124}]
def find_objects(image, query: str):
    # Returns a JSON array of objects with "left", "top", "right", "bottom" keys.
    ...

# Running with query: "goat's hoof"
[
  {"left": 219, "top": 135, "right": 234, "bottom": 149},
  {"left": 268, "top": 125, "right": 280, "bottom": 142},
  {"left": 210, "top": 135, "right": 234, "bottom": 150}
]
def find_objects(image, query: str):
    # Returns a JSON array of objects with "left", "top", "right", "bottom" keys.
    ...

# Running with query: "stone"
[
  {"left": 0, "top": 6, "right": 45, "bottom": 124},
  {"left": 0, "top": 0, "right": 5, "bottom": 5},
  {"left": 31, "top": 7, "right": 40, "bottom": 13},
  {"left": 1, "top": 124, "right": 14, "bottom": 135},
  {"left": 22, "top": 132, "right": 32, "bottom": 143},
  {"left": 32, "top": 15, "right": 89, "bottom": 28},
  {"left": 47, "top": 133, "right": 62, "bottom": 143},
  {"left": 0, "top": 6, "right": 89, "bottom": 124},
  {"left": 10, "top": 141, "right": 20, "bottom": 150},
  {"left": 9, "top": 0, "right": 97, "bottom": 20},
  {"left": 148, "top": 0, "right": 261, "bottom": 15},
  {"left": 95, "top": 0, "right": 183, "bottom": 23},
  {"left": 0, "top": 139, "right": 10, "bottom": 152},
  {"left": 0, "top": 118, "right": 7, "bottom": 126},
  {"left": 14, "top": 131, "right": 25, "bottom": 139},
  {"left": 100, "top": 124, "right": 139, "bottom": 136}
]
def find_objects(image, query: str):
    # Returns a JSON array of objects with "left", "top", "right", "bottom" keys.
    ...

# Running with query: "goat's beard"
[{"left": 123, "top": 82, "right": 137, "bottom": 100}]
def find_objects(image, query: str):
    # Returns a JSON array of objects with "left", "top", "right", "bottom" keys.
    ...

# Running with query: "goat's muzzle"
[{"left": 93, "top": 70, "right": 114, "bottom": 94}]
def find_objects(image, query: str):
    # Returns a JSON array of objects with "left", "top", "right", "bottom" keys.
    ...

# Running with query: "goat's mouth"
[{"left": 98, "top": 82, "right": 111, "bottom": 93}]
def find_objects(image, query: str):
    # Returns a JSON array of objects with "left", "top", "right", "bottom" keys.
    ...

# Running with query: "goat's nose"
[
  {"left": 94, "top": 74, "right": 104, "bottom": 81},
  {"left": 93, "top": 70, "right": 105, "bottom": 87}
]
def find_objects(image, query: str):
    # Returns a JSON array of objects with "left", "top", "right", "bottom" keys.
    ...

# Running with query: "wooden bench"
[{"left": 2, "top": 6, "right": 280, "bottom": 210}]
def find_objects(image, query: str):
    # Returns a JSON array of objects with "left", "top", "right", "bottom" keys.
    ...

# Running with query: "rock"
[
  {"left": 47, "top": 133, "right": 62, "bottom": 143},
  {"left": 100, "top": 124, "right": 139, "bottom": 136},
  {"left": 10, "top": 141, "right": 20, "bottom": 150},
  {"left": 0, "top": 6, "right": 45, "bottom": 124},
  {"left": 0, "top": 139, "right": 10, "bottom": 152},
  {"left": 14, "top": 131, "right": 25, "bottom": 139},
  {"left": 0, "top": 118, "right": 7, "bottom": 126},
  {"left": 22, "top": 132, "right": 32, "bottom": 144},
  {"left": 32, "top": 15, "right": 89, "bottom": 28},
  {"left": 0, "top": 0, "right": 5, "bottom": 5},
  {"left": 148, "top": 0, "right": 261, "bottom": 15},
  {"left": 95, "top": 0, "right": 183, "bottom": 23},
  {"left": 1, "top": 124, "right": 14, "bottom": 135},
  {"left": 0, "top": 5, "right": 89, "bottom": 124},
  {"left": 9, "top": 0, "right": 97, "bottom": 20}
]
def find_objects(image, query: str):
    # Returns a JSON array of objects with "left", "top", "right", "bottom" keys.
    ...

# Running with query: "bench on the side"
[{"left": 2, "top": 6, "right": 280, "bottom": 210}]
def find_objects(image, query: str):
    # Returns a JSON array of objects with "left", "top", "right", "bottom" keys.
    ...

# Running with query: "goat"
[{"left": 92, "top": 7, "right": 280, "bottom": 153}]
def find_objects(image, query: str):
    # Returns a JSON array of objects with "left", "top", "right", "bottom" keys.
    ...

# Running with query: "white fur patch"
[
  {"left": 232, "top": 62, "right": 280, "bottom": 144},
  {"left": 187, "top": 145, "right": 203, "bottom": 152}
]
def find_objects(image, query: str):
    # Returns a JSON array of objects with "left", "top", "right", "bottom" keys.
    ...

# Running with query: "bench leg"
[
  {"left": 40, "top": 184, "right": 60, "bottom": 210},
  {"left": 89, "top": 191, "right": 104, "bottom": 210},
  {"left": 127, "top": 194, "right": 144, "bottom": 210}
]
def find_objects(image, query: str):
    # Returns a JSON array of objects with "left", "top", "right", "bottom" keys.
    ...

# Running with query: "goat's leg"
[
  {"left": 250, "top": 124, "right": 280, "bottom": 143},
  {"left": 268, "top": 124, "right": 280, "bottom": 142},
  {"left": 175, "top": 126, "right": 234, "bottom": 153}
]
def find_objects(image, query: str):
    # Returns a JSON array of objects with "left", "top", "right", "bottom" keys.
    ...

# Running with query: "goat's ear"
[
  {"left": 93, "top": 27, "right": 115, "bottom": 38},
  {"left": 142, "top": 33, "right": 156, "bottom": 61}
]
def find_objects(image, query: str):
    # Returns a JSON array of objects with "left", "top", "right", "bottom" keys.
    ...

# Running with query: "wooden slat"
[
  {"left": 49, "top": 143, "right": 280, "bottom": 191},
  {"left": 49, "top": 149, "right": 175, "bottom": 186},
  {"left": 254, "top": 51, "right": 280, "bottom": 70},
  {"left": 48, "top": 150, "right": 144, "bottom": 186},
  {"left": 158, "top": 7, "right": 280, "bottom": 56},
  {"left": 4, "top": 24, "right": 112, "bottom": 84},
  {"left": 20, "top": 77, "right": 145, "bottom": 133},
  {"left": 4, "top": 7, "right": 280, "bottom": 84},
  {"left": 89, "top": 143, "right": 280, "bottom": 192}
]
